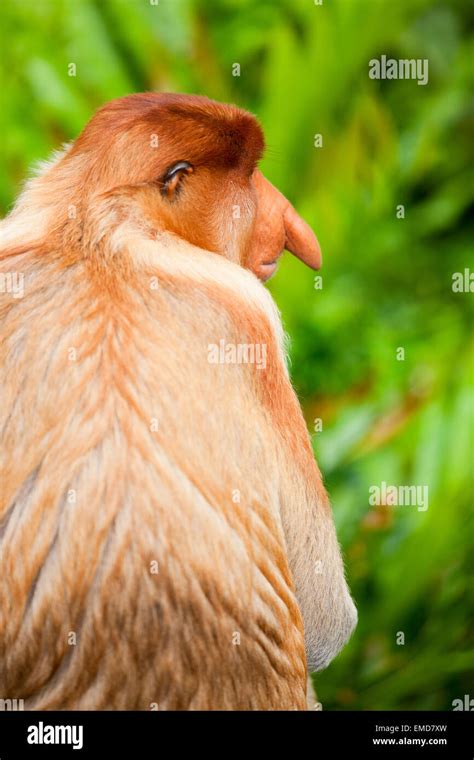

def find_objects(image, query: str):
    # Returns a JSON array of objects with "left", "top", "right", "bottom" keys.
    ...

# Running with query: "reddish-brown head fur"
[{"left": 15, "top": 92, "right": 320, "bottom": 280}]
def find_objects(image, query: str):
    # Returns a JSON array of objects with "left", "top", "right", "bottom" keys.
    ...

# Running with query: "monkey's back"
[{"left": 0, "top": 255, "right": 307, "bottom": 710}]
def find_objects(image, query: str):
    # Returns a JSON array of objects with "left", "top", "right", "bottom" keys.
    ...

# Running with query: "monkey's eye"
[{"left": 160, "top": 161, "right": 194, "bottom": 201}]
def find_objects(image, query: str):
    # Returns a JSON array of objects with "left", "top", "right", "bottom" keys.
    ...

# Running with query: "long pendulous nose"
[{"left": 246, "top": 170, "right": 321, "bottom": 280}]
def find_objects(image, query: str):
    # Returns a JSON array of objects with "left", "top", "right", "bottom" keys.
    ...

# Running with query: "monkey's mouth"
[
  {"left": 258, "top": 248, "right": 285, "bottom": 281},
  {"left": 259, "top": 260, "right": 279, "bottom": 281}
]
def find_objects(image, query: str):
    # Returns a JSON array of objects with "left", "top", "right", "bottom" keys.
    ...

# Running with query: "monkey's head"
[{"left": 27, "top": 93, "right": 321, "bottom": 281}]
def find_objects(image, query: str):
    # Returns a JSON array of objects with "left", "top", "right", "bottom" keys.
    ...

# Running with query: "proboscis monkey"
[{"left": 0, "top": 93, "right": 356, "bottom": 710}]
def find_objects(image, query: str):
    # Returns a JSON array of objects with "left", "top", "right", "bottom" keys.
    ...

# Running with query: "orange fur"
[{"left": 0, "top": 93, "right": 356, "bottom": 710}]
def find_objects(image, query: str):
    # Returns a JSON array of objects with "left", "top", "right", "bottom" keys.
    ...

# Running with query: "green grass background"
[{"left": 0, "top": 0, "right": 472, "bottom": 710}]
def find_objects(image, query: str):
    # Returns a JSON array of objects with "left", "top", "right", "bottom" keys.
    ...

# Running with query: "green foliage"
[{"left": 1, "top": 0, "right": 472, "bottom": 710}]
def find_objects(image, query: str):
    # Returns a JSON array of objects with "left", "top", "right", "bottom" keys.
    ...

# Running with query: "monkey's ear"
[
  {"left": 160, "top": 161, "right": 194, "bottom": 201},
  {"left": 246, "top": 170, "right": 321, "bottom": 281}
]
